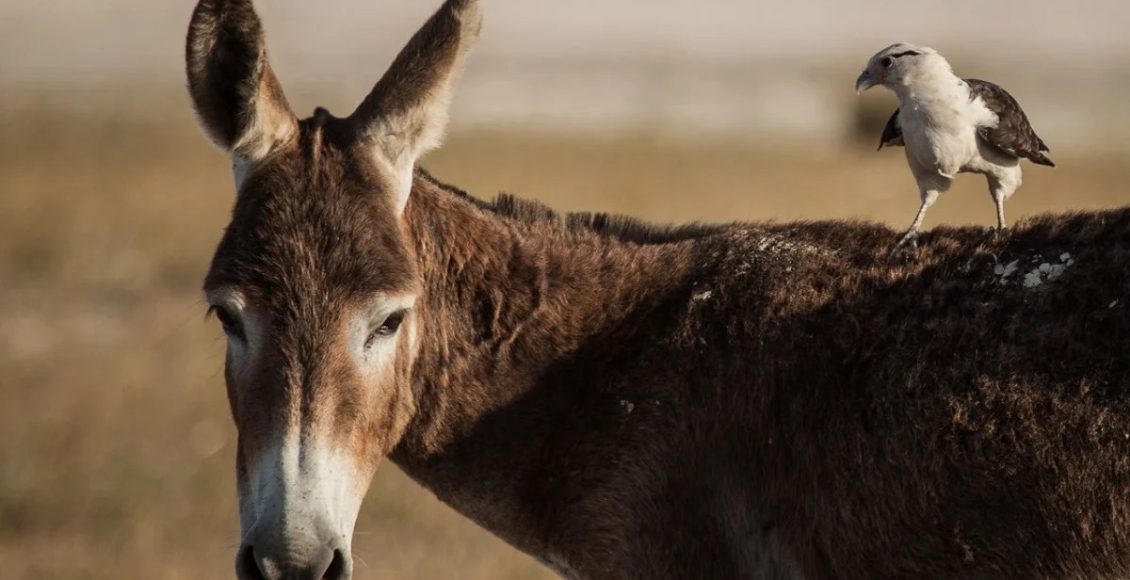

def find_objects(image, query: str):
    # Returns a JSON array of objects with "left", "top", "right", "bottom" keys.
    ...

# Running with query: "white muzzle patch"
[{"left": 241, "top": 431, "right": 366, "bottom": 554}]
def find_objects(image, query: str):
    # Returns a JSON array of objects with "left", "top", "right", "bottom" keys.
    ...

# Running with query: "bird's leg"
[
  {"left": 986, "top": 172, "right": 1019, "bottom": 234},
  {"left": 993, "top": 194, "right": 1007, "bottom": 231},
  {"left": 891, "top": 189, "right": 940, "bottom": 255}
]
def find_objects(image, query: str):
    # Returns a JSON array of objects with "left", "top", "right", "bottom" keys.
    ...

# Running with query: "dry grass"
[{"left": 1, "top": 104, "right": 1127, "bottom": 579}]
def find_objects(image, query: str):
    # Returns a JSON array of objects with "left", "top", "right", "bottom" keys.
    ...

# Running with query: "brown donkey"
[{"left": 187, "top": 1, "right": 1130, "bottom": 578}]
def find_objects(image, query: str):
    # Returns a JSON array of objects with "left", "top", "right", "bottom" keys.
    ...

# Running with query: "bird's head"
[{"left": 855, "top": 43, "right": 945, "bottom": 94}]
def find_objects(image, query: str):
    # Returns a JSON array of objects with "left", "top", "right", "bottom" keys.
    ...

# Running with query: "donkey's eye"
[
  {"left": 210, "top": 306, "right": 245, "bottom": 341},
  {"left": 366, "top": 310, "right": 408, "bottom": 348}
]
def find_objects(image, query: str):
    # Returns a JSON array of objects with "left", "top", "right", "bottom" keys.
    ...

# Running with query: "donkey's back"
[{"left": 580, "top": 208, "right": 1130, "bottom": 578}]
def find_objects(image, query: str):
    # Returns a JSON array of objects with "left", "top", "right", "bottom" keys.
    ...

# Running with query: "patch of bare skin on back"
[
  {"left": 706, "top": 229, "right": 836, "bottom": 280},
  {"left": 688, "top": 230, "right": 836, "bottom": 335},
  {"left": 753, "top": 231, "right": 835, "bottom": 260}
]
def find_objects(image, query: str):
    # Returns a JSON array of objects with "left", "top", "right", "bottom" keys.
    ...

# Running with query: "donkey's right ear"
[{"left": 186, "top": 0, "right": 296, "bottom": 167}]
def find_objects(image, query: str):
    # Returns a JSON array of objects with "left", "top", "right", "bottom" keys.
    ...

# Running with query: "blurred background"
[{"left": 2, "top": 0, "right": 1128, "bottom": 577}]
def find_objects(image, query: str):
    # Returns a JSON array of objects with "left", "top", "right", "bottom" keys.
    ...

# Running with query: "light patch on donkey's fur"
[
  {"left": 992, "top": 251, "right": 1074, "bottom": 290},
  {"left": 994, "top": 260, "right": 1019, "bottom": 281},
  {"left": 241, "top": 433, "right": 366, "bottom": 551},
  {"left": 692, "top": 289, "right": 714, "bottom": 303},
  {"left": 1022, "top": 257, "right": 1073, "bottom": 289}
]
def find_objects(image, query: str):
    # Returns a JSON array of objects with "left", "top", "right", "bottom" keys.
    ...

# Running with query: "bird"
[{"left": 855, "top": 43, "right": 1054, "bottom": 251}]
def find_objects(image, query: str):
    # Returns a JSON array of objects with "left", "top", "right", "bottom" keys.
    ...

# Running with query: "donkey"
[{"left": 187, "top": 0, "right": 1130, "bottom": 578}]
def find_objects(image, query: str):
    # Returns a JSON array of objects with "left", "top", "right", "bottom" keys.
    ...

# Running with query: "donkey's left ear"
[
  {"left": 349, "top": 0, "right": 482, "bottom": 216},
  {"left": 186, "top": 0, "right": 297, "bottom": 179}
]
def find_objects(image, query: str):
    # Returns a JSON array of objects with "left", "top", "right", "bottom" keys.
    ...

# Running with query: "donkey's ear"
[
  {"left": 186, "top": 0, "right": 297, "bottom": 172},
  {"left": 349, "top": 0, "right": 482, "bottom": 215}
]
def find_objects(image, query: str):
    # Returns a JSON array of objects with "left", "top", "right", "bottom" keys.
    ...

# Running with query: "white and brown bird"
[{"left": 855, "top": 43, "right": 1054, "bottom": 250}]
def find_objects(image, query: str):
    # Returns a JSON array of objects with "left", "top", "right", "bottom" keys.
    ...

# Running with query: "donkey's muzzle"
[{"left": 236, "top": 530, "right": 351, "bottom": 580}]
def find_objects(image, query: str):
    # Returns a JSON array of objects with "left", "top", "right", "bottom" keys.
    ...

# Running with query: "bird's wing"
[
  {"left": 965, "top": 78, "right": 1055, "bottom": 167},
  {"left": 878, "top": 109, "right": 904, "bottom": 150}
]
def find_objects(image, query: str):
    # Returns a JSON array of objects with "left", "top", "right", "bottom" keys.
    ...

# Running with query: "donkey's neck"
[{"left": 390, "top": 174, "right": 707, "bottom": 555}]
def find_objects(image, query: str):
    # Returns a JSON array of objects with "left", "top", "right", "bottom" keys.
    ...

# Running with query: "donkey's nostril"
[
  {"left": 235, "top": 540, "right": 351, "bottom": 580},
  {"left": 236, "top": 544, "right": 268, "bottom": 580},
  {"left": 324, "top": 549, "right": 349, "bottom": 580}
]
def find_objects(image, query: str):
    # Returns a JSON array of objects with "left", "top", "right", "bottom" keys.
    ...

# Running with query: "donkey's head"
[{"left": 186, "top": 0, "right": 480, "bottom": 577}]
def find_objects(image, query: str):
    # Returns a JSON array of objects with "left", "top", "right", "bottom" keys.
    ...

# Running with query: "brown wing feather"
[
  {"left": 965, "top": 78, "right": 1055, "bottom": 167},
  {"left": 878, "top": 109, "right": 904, "bottom": 151}
]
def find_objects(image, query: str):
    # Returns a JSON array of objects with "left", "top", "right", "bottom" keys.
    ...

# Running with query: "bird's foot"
[
  {"left": 887, "top": 230, "right": 919, "bottom": 262},
  {"left": 981, "top": 225, "right": 1008, "bottom": 243}
]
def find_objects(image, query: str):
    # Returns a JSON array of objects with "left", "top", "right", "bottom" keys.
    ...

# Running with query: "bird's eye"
[
  {"left": 365, "top": 310, "right": 408, "bottom": 348},
  {"left": 210, "top": 306, "right": 245, "bottom": 341},
  {"left": 880, "top": 56, "right": 894, "bottom": 68}
]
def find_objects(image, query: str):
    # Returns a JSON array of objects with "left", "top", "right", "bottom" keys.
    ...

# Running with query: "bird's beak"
[{"left": 855, "top": 71, "right": 876, "bottom": 94}]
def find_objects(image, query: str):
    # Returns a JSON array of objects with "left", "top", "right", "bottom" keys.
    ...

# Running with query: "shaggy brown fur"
[
  {"left": 390, "top": 170, "right": 1130, "bottom": 580},
  {"left": 188, "top": 1, "right": 1130, "bottom": 579}
]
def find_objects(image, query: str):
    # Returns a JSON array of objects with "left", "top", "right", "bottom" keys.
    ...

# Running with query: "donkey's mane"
[
  {"left": 418, "top": 167, "right": 1130, "bottom": 271},
  {"left": 417, "top": 168, "right": 732, "bottom": 245}
]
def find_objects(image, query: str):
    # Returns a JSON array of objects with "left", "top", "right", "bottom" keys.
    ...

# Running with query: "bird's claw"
[
  {"left": 887, "top": 231, "right": 919, "bottom": 262},
  {"left": 979, "top": 225, "right": 1008, "bottom": 244}
]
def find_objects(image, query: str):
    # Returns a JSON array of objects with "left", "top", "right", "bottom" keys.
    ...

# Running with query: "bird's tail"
[{"left": 1028, "top": 151, "right": 1055, "bottom": 167}]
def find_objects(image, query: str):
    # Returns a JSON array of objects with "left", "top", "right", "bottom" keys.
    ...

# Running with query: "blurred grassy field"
[{"left": 1, "top": 102, "right": 1127, "bottom": 579}]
